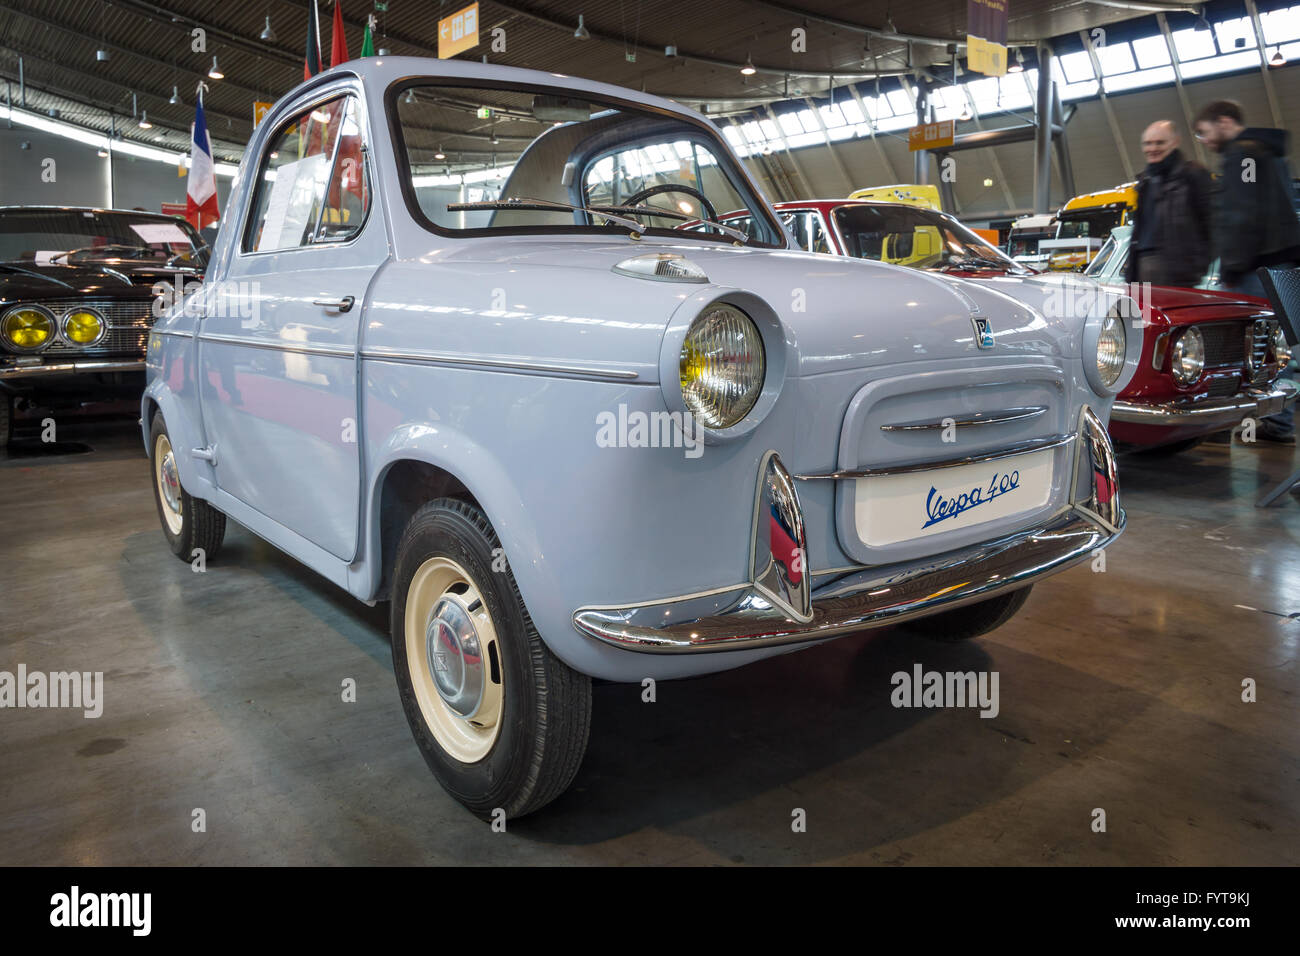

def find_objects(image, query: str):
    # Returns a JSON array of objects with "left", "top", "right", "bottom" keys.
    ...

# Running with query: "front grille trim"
[{"left": 9, "top": 297, "right": 156, "bottom": 356}]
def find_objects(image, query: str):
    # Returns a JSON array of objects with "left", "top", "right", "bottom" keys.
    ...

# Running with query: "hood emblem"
[{"left": 971, "top": 315, "right": 995, "bottom": 349}]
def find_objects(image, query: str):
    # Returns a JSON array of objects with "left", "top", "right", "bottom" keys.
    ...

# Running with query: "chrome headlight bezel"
[
  {"left": 62, "top": 307, "right": 107, "bottom": 348},
  {"left": 658, "top": 291, "right": 788, "bottom": 445},
  {"left": 1170, "top": 326, "right": 1206, "bottom": 386},
  {"left": 1, "top": 304, "right": 57, "bottom": 353},
  {"left": 1081, "top": 294, "right": 1143, "bottom": 396}
]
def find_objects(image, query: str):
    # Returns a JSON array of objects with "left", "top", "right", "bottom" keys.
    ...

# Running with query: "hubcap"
[
  {"left": 426, "top": 596, "right": 484, "bottom": 718},
  {"left": 404, "top": 556, "right": 504, "bottom": 763},
  {"left": 154, "top": 434, "right": 183, "bottom": 535}
]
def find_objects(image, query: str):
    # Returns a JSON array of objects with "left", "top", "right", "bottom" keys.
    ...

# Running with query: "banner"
[{"left": 967, "top": 0, "right": 1009, "bottom": 77}]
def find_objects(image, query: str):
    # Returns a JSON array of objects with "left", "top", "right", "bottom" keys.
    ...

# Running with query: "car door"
[{"left": 197, "top": 88, "right": 381, "bottom": 562}]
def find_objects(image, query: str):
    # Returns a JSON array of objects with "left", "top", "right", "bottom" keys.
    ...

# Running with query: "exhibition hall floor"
[{"left": 2, "top": 419, "right": 1296, "bottom": 865}]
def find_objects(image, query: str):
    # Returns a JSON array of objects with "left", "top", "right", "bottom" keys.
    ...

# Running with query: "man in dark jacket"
[
  {"left": 1194, "top": 100, "right": 1300, "bottom": 443},
  {"left": 1124, "top": 120, "right": 1212, "bottom": 288},
  {"left": 1194, "top": 100, "right": 1300, "bottom": 296}
]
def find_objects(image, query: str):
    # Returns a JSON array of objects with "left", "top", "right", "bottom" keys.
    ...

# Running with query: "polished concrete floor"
[{"left": 1, "top": 417, "right": 1297, "bottom": 865}]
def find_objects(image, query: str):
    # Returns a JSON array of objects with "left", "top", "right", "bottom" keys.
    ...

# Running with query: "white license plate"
[{"left": 854, "top": 448, "right": 1055, "bottom": 547}]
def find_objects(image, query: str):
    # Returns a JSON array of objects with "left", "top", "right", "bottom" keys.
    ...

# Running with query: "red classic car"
[{"left": 703, "top": 199, "right": 1295, "bottom": 450}]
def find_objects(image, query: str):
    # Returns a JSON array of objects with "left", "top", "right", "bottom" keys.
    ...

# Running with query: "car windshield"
[
  {"left": 831, "top": 204, "right": 1029, "bottom": 273},
  {"left": 391, "top": 82, "right": 784, "bottom": 246},
  {"left": 0, "top": 209, "right": 209, "bottom": 268},
  {"left": 1056, "top": 209, "right": 1122, "bottom": 240},
  {"left": 1084, "top": 231, "right": 1123, "bottom": 278}
]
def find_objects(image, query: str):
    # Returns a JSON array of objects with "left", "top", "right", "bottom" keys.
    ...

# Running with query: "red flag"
[
  {"left": 304, "top": 0, "right": 321, "bottom": 80},
  {"left": 330, "top": 1, "right": 349, "bottom": 67}
]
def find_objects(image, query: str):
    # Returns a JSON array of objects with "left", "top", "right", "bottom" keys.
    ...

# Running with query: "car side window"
[{"left": 243, "top": 95, "right": 371, "bottom": 253}]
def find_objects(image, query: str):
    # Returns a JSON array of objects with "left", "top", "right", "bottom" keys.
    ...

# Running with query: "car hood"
[
  {"left": 430, "top": 236, "right": 1097, "bottom": 377},
  {"left": 0, "top": 262, "right": 161, "bottom": 303}
]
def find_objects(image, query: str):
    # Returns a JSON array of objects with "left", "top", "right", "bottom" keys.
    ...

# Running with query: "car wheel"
[
  {"left": 900, "top": 586, "right": 1032, "bottom": 642},
  {"left": 149, "top": 413, "right": 226, "bottom": 562},
  {"left": 391, "top": 498, "right": 591, "bottom": 820}
]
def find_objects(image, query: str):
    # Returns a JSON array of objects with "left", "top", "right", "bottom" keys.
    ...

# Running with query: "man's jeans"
[{"left": 1224, "top": 270, "right": 1295, "bottom": 435}]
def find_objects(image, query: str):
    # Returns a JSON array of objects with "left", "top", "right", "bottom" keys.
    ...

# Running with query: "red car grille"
[{"left": 1199, "top": 322, "right": 1246, "bottom": 368}]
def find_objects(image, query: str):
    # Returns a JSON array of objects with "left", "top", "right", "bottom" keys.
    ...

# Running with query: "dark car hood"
[{"left": 0, "top": 261, "right": 164, "bottom": 302}]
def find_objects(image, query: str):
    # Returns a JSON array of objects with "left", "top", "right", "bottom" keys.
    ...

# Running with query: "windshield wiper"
[
  {"left": 50, "top": 243, "right": 155, "bottom": 263},
  {"left": 936, "top": 256, "right": 1014, "bottom": 272},
  {"left": 593, "top": 203, "right": 749, "bottom": 243},
  {"left": 446, "top": 197, "right": 645, "bottom": 235}
]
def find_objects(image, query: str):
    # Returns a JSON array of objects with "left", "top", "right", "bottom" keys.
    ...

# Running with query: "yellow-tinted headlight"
[
  {"left": 2, "top": 307, "right": 55, "bottom": 350},
  {"left": 64, "top": 309, "right": 105, "bottom": 345}
]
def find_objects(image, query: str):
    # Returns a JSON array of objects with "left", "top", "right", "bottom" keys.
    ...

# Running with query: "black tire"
[
  {"left": 391, "top": 498, "right": 591, "bottom": 820},
  {"left": 901, "top": 586, "right": 1032, "bottom": 642},
  {"left": 148, "top": 413, "right": 226, "bottom": 562}
]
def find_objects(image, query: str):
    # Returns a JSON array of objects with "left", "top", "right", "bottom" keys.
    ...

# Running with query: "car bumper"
[
  {"left": 573, "top": 406, "right": 1123, "bottom": 654},
  {"left": 0, "top": 359, "right": 145, "bottom": 381},
  {"left": 1110, "top": 380, "right": 1297, "bottom": 427}
]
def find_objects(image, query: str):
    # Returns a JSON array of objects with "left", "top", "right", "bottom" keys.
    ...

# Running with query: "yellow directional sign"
[
  {"left": 438, "top": 2, "right": 479, "bottom": 59},
  {"left": 908, "top": 120, "right": 955, "bottom": 152}
]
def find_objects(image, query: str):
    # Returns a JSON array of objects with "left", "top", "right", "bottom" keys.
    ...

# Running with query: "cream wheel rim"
[
  {"left": 405, "top": 556, "right": 504, "bottom": 764},
  {"left": 154, "top": 433, "right": 184, "bottom": 536}
]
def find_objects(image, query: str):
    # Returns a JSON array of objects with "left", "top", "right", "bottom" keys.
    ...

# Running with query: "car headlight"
[
  {"left": 1272, "top": 324, "right": 1291, "bottom": 370},
  {"left": 1, "top": 306, "right": 56, "bottom": 351},
  {"left": 1096, "top": 312, "right": 1126, "bottom": 388},
  {"left": 1170, "top": 327, "right": 1205, "bottom": 385},
  {"left": 63, "top": 308, "right": 105, "bottom": 346},
  {"left": 679, "top": 303, "right": 765, "bottom": 429}
]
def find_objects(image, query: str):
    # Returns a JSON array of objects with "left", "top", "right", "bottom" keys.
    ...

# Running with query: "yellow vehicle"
[
  {"left": 1044, "top": 182, "right": 1137, "bottom": 271},
  {"left": 848, "top": 183, "right": 943, "bottom": 211}
]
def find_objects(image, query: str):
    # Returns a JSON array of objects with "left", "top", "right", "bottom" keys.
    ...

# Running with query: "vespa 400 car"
[{"left": 143, "top": 58, "right": 1142, "bottom": 818}]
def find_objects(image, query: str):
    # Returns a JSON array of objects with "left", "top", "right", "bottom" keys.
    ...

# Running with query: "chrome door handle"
[{"left": 312, "top": 295, "right": 355, "bottom": 313}]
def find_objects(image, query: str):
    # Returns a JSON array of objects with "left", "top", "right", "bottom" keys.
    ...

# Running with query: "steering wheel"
[{"left": 621, "top": 183, "right": 719, "bottom": 227}]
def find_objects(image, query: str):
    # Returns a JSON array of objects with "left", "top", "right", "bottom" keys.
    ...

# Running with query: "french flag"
[{"left": 185, "top": 90, "right": 219, "bottom": 231}]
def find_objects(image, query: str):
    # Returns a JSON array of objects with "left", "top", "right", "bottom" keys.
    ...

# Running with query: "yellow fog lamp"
[
  {"left": 63, "top": 308, "right": 106, "bottom": 346},
  {"left": 2, "top": 306, "right": 56, "bottom": 351}
]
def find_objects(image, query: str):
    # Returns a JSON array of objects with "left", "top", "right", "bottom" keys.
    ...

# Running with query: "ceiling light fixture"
[
  {"left": 741, "top": 54, "right": 756, "bottom": 75},
  {"left": 138, "top": 110, "right": 152, "bottom": 129},
  {"left": 959, "top": 103, "right": 971, "bottom": 121},
  {"left": 169, "top": 85, "right": 181, "bottom": 105},
  {"left": 260, "top": 16, "right": 277, "bottom": 42},
  {"left": 208, "top": 56, "right": 224, "bottom": 80},
  {"left": 96, "top": 48, "right": 110, "bottom": 62},
  {"left": 434, "top": 145, "right": 446, "bottom": 159},
  {"left": 1194, "top": 14, "right": 1212, "bottom": 32},
  {"left": 97, "top": 147, "right": 109, "bottom": 158},
  {"left": 1270, "top": 46, "right": 1286, "bottom": 66},
  {"left": 403, "top": 88, "right": 416, "bottom": 104},
  {"left": 1008, "top": 48, "right": 1024, "bottom": 72},
  {"left": 574, "top": 14, "right": 590, "bottom": 40}
]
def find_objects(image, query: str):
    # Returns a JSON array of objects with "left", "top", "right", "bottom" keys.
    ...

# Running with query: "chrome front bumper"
[
  {"left": 0, "top": 359, "right": 145, "bottom": 380},
  {"left": 1110, "top": 380, "right": 1297, "bottom": 426},
  {"left": 574, "top": 407, "right": 1123, "bottom": 653}
]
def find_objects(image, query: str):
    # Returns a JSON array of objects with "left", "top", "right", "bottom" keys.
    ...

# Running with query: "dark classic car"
[{"left": 0, "top": 206, "right": 209, "bottom": 448}]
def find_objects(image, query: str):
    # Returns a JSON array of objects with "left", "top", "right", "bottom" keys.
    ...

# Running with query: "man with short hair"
[
  {"left": 1124, "top": 119, "right": 1212, "bottom": 288},
  {"left": 1194, "top": 99, "right": 1300, "bottom": 443}
]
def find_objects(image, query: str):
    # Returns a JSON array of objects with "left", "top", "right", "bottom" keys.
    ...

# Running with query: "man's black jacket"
[
  {"left": 1124, "top": 149, "right": 1212, "bottom": 285},
  {"left": 1214, "top": 127, "right": 1300, "bottom": 284}
]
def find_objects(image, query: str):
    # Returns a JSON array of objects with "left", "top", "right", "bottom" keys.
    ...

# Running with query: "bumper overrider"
[
  {"left": 0, "top": 359, "right": 145, "bottom": 380},
  {"left": 573, "top": 407, "right": 1124, "bottom": 653},
  {"left": 1110, "top": 380, "right": 1297, "bottom": 426}
]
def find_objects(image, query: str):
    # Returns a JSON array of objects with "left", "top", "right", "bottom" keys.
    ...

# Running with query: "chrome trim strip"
[
  {"left": 198, "top": 332, "right": 355, "bottom": 358},
  {"left": 1110, "top": 381, "right": 1297, "bottom": 426},
  {"left": 152, "top": 328, "right": 192, "bottom": 339},
  {"left": 795, "top": 434, "right": 1075, "bottom": 480},
  {"left": 880, "top": 406, "right": 1048, "bottom": 431},
  {"left": 0, "top": 359, "right": 144, "bottom": 378},
  {"left": 360, "top": 345, "right": 641, "bottom": 381}
]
